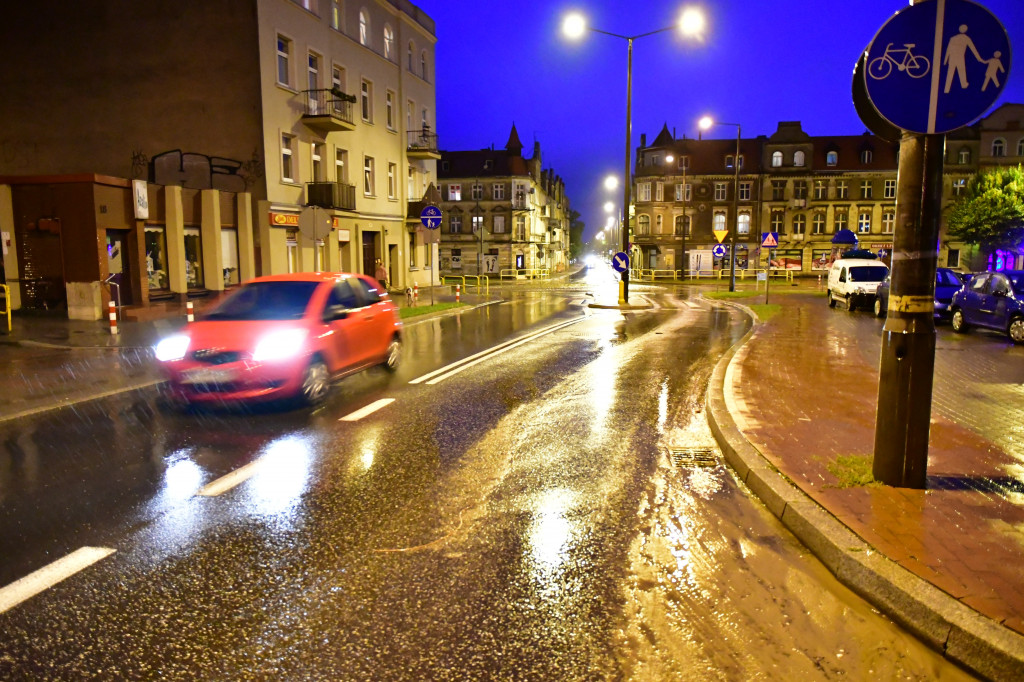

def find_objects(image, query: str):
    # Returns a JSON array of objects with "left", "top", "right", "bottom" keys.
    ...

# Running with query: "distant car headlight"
[
  {"left": 155, "top": 334, "right": 191, "bottom": 362},
  {"left": 252, "top": 328, "right": 309, "bottom": 362}
]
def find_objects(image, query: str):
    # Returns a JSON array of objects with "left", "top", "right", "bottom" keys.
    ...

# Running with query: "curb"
[{"left": 705, "top": 300, "right": 1024, "bottom": 681}]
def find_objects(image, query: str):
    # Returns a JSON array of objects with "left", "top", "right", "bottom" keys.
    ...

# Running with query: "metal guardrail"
[
  {"left": 1, "top": 284, "right": 9, "bottom": 333},
  {"left": 715, "top": 268, "right": 795, "bottom": 282},
  {"left": 498, "top": 268, "right": 550, "bottom": 280}
]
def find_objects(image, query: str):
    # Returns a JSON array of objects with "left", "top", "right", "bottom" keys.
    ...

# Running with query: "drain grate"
[{"left": 670, "top": 447, "right": 719, "bottom": 468}]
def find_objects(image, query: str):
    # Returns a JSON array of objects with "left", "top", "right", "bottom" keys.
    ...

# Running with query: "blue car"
[
  {"left": 873, "top": 267, "right": 964, "bottom": 319},
  {"left": 950, "top": 270, "right": 1024, "bottom": 344}
]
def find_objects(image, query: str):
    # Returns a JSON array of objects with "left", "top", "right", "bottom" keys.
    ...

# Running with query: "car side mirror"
[{"left": 994, "top": 289, "right": 1007, "bottom": 298}]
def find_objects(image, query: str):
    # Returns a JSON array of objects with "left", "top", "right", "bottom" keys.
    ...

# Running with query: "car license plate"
[{"left": 181, "top": 367, "right": 236, "bottom": 384}]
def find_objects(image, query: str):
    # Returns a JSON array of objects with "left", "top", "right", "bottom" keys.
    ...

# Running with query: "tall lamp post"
[
  {"left": 563, "top": 8, "right": 706, "bottom": 304},
  {"left": 699, "top": 116, "right": 741, "bottom": 292}
]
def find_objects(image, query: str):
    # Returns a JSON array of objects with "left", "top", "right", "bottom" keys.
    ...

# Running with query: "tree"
[
  {"left": 946, "top": 165, "right": 1024, "bottom": 254},
  {"left": 569, "top": 209, "right": 585, "bottom": 260}
]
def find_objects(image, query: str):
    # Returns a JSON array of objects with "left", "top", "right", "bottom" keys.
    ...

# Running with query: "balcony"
[
  {"left": 407, "top": 129, "right": 440, "bottom": 159},
  {"left": 302, "top": 89, "right": 356, "bottom": 133},
  {"left": 306, "top": 181, "right": 356, "bottom": 211}
]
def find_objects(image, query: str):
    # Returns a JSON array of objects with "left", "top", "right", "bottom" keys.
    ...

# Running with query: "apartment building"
[
  {"left": 436, "top": 125, "right": 571, "bottom": 277},
  {"left": 0, "top": 0, "right": 437, "bottom": 319}
]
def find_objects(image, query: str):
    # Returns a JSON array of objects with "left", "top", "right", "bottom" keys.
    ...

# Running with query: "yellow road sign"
[{"left": 713, "top": 230, "right": 729, "bottom": 243}]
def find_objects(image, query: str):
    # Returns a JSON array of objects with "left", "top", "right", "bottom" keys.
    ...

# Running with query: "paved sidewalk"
[{"left": 707, "top": 291, "right": 1024, "bottom": 681}]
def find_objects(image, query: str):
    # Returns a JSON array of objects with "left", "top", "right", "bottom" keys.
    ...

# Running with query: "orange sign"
[{"left": 269, "top": 212, "right": 300, "bottom": 227}]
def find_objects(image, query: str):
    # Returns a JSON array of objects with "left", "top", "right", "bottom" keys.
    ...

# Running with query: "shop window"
[
  {"left": 184, "top": 227, "right": 204, "bottom": 288},
  {"left": 145, "top": 225, "right": 169, "bottom": 290},
  {"left": 221, "top": 228, "right": 240, "bottom": 286}
]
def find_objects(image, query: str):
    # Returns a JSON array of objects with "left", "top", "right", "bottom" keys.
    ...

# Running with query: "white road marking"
[
  {"left": 340, "top": 398, "right": 395, "bottom": 422},
  {"left": 0, "top": 546, "right": 116, "bottom": 614},
  {"left": 197, "top": 459, "right": 267, "bottom": 497}
]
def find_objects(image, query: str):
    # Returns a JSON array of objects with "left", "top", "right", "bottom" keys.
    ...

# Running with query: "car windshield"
[
  {"left": 849, "top": 266, "right": 887, "bottom": 283},
  {"left": 936, "top": 270, "right": 962, "bottom": 287},
  {"left": 202, "top": 281, "right": 319, "bottom": 321}
]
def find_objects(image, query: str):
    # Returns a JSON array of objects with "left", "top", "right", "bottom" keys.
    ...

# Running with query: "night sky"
[{"left": 413, "top": 0, "right": 1024, "bottom": 243}]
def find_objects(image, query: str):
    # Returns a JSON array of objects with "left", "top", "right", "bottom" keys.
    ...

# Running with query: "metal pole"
[
  {"left": 681, "top": 163, "right": 687, "bottom": 280},
  {"left": 729, "top": 125, "right": 740, "bottom": 292},
  {"left": 620, "top": 37, "right": 633, "bottom": 305},
  {"left": 872, "top": 131, "right": 943, "bottom": 488}
]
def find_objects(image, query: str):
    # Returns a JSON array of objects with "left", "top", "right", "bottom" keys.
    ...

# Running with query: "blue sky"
[{"left": 414, "top": 0, "right": 1024, "bottom": 241}]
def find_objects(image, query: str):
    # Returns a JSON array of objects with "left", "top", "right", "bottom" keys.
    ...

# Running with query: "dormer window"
[
  {"left": 725, "top": 155, "right": 733, "bottom": 169},
  {"left": 861, "top": 149, "right": 873, "bottom": 164},
  {"left": 826, "top": 151, "right": 838, "bottom": 166},
  {"left": 958, "top": 147, "right": 971, "bottom": 164},
  {"left": 992, "top": 138, "right": 1006, "bottom": 156},
  {"left": 771, "top": 151, "right": 783, "bottom": 167},
  {"left": 794, "top": 150, "right": 805, "bottom": 167}
]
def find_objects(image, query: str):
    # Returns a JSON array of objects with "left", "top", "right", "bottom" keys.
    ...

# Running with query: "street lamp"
[
  {"left": 564, "top": 8, "right": 706, "bottom": 303},
  {"left": 699, "top": 115, "right": 741, "bottom": 292}
]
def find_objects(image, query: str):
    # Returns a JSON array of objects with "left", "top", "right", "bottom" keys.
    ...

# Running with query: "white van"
[{"left": 827, "top": 256, "right": 889, "bottom": 311}]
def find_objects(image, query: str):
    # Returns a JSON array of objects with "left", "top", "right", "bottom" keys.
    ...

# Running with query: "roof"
[{"left": 438, "top": 149, "right": 529, "bottom": 178}]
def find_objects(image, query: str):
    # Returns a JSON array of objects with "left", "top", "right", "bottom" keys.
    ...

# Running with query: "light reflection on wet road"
[{"left": 0, "top": 278, "right": 975, "bottom": 679}]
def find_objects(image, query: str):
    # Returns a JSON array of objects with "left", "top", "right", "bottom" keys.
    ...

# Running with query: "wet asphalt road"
[{"left": 0, "top": 271, "right": 975, "bottom": 680}]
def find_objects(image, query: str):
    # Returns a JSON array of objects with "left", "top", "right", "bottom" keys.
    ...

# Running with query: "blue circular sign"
[
  {"left": 611, "top": 251, "right": 629, "bottom": 273},
  {"left": 420, "top": 205, "right": 442, "bottom": 229},
  {"left": 864, "top": 0, "right": 1010, "bottom": 134},
  {"left": 712, "top": 244, "right": 727, "bottom": 258}
]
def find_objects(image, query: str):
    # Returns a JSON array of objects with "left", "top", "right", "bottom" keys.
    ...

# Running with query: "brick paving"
[{"left": 725, "top": 291, "right": 1024, "bottom": 637}]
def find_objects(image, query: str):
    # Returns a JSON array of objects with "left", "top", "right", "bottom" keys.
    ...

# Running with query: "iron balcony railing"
[
  {"left": 303, "top": 89, "right": 355, "bottom": 126},
  {"left": 407, "top": 129, "right": 439, "bottom": 155},
  {"left": 307, "top": 181, "right": 356, "bottom": 211}
]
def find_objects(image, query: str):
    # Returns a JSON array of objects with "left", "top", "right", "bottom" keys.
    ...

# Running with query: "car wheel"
[
  {"left": 1008, "top": 317, "right": 1024, "bottom": 344},
  {"left": 300, "top": 358, "right": 331, "bottom": 406},
  {"left": 951, "top": 309, "right": 968, "bottom": 334},
  {"left": 383, "top": 336, "right": 401, "bottom": 372},
  {"left": 874, "top": 297, "right": 884, "bottom": 318},
  {"left": 828, "top": 292, "right": 837, "bottom": 308}
]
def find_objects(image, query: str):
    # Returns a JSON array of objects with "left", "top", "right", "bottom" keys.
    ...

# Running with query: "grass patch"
[
  {"left": 706, "top": 291, "right": 761, "bottom": 300},
  {"left": 825, "top": 455, "right": 882, "bottom": 489},
  {"left": 746, "top": 303, "right": 781, "bottom": 321},
  {"left": 398, "top": 301, "right": 467, "bottom": 319}
]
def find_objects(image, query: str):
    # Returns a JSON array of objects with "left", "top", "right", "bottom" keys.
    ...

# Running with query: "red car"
[{"left": 154, "top": 272, "right": 402, "bottom": 407}]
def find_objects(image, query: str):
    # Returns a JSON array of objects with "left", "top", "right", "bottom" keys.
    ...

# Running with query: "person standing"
[{"left": 374, "top": 259, "right": 389, "bottom": 292}]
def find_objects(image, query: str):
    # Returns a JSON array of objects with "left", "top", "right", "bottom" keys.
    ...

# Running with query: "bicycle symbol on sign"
[{"left": 868, "top": 43, "right": 931, "bottom": 79}]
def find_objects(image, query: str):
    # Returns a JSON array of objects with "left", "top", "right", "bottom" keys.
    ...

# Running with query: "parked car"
[
  {"left": 949, "top": 270, "right": 1024, "bottom": 344},
  {"left": 827, "top": 254, "right": 889, "bottom": 311},
  {"left": 873, "top": 267, "right": 964, "bottom": 318},
  {"left": 154, "top": 272, "right": 402, "bottom": 407}
]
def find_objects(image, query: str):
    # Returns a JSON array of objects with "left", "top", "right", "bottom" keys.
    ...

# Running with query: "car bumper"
[{"left": 160, "top": 358, "right": 308, "bottom": 404}]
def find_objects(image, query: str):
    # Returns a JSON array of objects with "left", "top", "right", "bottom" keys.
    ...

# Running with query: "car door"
[
  {"left": 985, "top": 273, "right": 1013, "bottom": 331},
  {"left": 960, "top": 273, "right": 989, "bottom": 325},
  {"left": 321, "top": 279, "right": 367, "bottom": 371},
  {"left": 350, "top": 277, "right": 393, "bottom": 360}
]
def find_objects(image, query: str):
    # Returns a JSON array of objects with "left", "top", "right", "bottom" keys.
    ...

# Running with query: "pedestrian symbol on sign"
[{"left": 761, "top": 232, "right": 779, "bottom": 248}]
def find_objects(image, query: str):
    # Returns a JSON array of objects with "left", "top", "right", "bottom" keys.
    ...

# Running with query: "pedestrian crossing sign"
[
  {"left": 761, "top": 232, "right": 779, "bottom": 248},
  {"left": 713, "top": 230, "right": 729, "bottom": 243}
]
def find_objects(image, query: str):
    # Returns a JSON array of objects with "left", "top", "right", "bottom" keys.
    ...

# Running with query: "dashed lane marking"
[
  {"left": 340, "top": 398, "right": 395, "bottom": 422},
  {"left": 0, "top": 547, "right": 116, "bottom": 614}
]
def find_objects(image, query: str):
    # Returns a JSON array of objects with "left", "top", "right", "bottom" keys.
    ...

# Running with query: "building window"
[
  {"left": 714, "top": 182, "right": 727, "bottom": 201},
  {"left": 493, "top": 183, "right": 505, "bottom": 200},
  {"left": 332, "top": 64, "right": 346, "bottom": 97},
  {"left": 738, "top": 213, "right": 750, "bottom": 235},
  {"left": 860, "top": 181, "right": 873, "bottom": 199},
  {"left": 674, "top": 215, "right": 689, "bottom": 235},
  {"left": 772, "top": 151, "right": 783, "bottom": 167},
  {"left": 771, "top": 212, "right": 784, "bottom": 234},
  {"left": 331, "top": 0, "right": 340, "bottom": 30},
  {"left": 713, "top": 212, "right": 726, "bottom": 232},
  {"left": 384, "top": 25, "right": 394, "bottom": 59},
  {"left": 638, "top": 182, "right": 651, "bottom": 202},
  {"left": 360, "top": 79, "right": 372, "bottom": 122},
  {"left": 420, "top": 51, "right": 428, "bottom": 80},
  {"left": 656, "top": 215, "right": 663, "bottom": 233},
  {"left": 184, "top": 227, "right": 204, "bottom": 289},
  {"left": 771, "top": 180, "right": 785, "bottom": 201},
  {"left": 387, "top": 162, "right": 396, "bottom": 199},
  {"left": 882, "top": 211, "right": 895, "bottom": 233},
  {"left": 679, "top": 156, "right": 690, "bottom": 170},
  {"left": 385, "top": 91, "right": 395, "bottom": 130},
  {"left": 363, "top": 156, "right": 375, "bottom": 195},
  {"left": 884, "top": 179, "right": 896, "bottom": 199},
  {"left": 858, "top": 211, "right": 871, "bottom": 233},
  {"left": 637, "top": 215, "right": 651, "bottom": 235},
  {"left": 794, "top": 150, "right": 805, "bottom": 167},
  {"left": 827, "top": 151, "right": 838, "bottom": 166},
  {"left": 312, "top": 142, "right": 325, "bottom": 181},
  {"left": 834, "top": 212, "right": 848, "bottom": 233},
  {"left": 449, "top": 214, "right": 462, "bottom": 234},
  {"left": 281, "top": 134, "right": 295, "bottom": 182},
  {"left": 307, "top": 52, "right": 321, "bottom": 93},
  {"left": 655, "top": 183, "right": 664, "bottom": 202},
  {"left": 812, "top": 213, "right": 826, "bottom": 234},
  {"left": 958, "top": 147, "right": 971, "bottom": 164},
  {"left": 359, "top": 10, "right": 369, "bottom": 46},
  {"left": 992, "top": 138, "right": 1006, "bottom": 156},
  {"left": 515, "top": 215, "right": 526, "bottom": 240},
  {"left": 493, "top": 215, "right": 505, "bottom": 233},
  {"left": 335, "top": 148, "right": 348, "bottom": 182},
  {"left": 947, "top": 248, "right": 960, "bottom": 268},
  {"left": 276, "top": 35, "right": 292, "bottom": 86},
  {"left": 409, "top": 234, "right": 416, "bottom": 268},
  {"left": 814, "top": 180, "right": 828, "bottom": 200},
  {"left": 793, "top": 182, "right": 808, "bottom": 200},
  {"left": 836, "top": 180, "right": 848, "bottom": 199},
  {"left": 725, "top": 155, "right": 733, "bottom": 169},
  {"left": 472, "top": 215, "right": 483, "bottom": 233},
  {"left": 952, "top": 178, "right": 966, "bottom": 196},
  {"left": 793, "top": 214, "right": 806, "bottom": 234},
  {"left": 1018, "top": 138, "right": 1024, "bottom": 156},
  {"left": 861, "top": 149, "right": 873, "bottom": 164},
  {"left": 739, "top": 182, "right": 751, "bottom": 201},
  {"left": 145, "top": 225, "right": 169, "bottom": 290},
  {"left": 447, "top": 183, "right": 461, "bottom": 201},
  {"left": 467, "top": 183, "right": 481, "bottom": 200}
]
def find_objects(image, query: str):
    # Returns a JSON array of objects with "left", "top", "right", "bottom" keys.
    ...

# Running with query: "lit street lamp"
[
  {"left": 564, "top": 8, "right": 706, "bottom": 303},
  {"left": 699, "top": 115, "right": 741, "bottom": 292}
]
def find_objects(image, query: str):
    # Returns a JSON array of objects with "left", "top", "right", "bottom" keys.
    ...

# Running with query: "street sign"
[
  {"left": 713, "top": 230, "right": 729, "bottom": 244},
  {"left": 864, "top": 0, "right": 1010, "bottom": 134},
  {"left": 420, "top": 205, "right": 442, "bottom": 229},
  {"left": 611, "top": 251, "right": 629, "bottom": 273},
  {"left": 712, "top": 244, "right": 727, "bottom": 258},
  {"left": 761, "top": 232, "right": 779, "bottom": 248}
]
